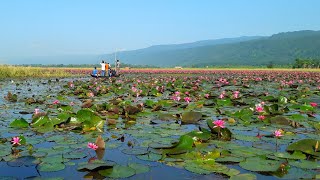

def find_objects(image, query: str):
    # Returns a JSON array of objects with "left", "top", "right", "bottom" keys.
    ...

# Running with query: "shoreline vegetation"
[{"left": 0, "top": 65, "right": 319, "bottom": 79}]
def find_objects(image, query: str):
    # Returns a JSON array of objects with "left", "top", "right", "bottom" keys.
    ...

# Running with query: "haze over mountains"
[{"left": 8, "top": 30, "right": 320, "bottom": 67}]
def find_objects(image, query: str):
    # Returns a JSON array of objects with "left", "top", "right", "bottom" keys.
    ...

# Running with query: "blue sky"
[{"left": 0, "top": 0, "right": 320, "bottom": 62}]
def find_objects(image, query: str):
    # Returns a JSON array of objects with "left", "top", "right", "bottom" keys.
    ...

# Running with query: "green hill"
[{"left": 103, "top": 30, "right": 320, "bottom": 67}]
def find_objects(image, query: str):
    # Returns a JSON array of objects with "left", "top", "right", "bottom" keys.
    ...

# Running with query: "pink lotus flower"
[
  {"left": 204, "top": 94, "right": 209, "bottom": 98},
  {"left": 34, "top": 108, "right": 40, "bottom": 114},
  {"left": 11, "top": 136, "right": 21, "bottom": 146},
  {"left": 70, "top": 102, "right": 75, "bottom": 106},
  {"left": 131, "top": 87, "right": 137, "bottom": 92},
  {"left": 69, "top": 83, "right": 74, "bottom": 88},
  {"left": 233, "top": 91, "right": 240, "bottom": 99},
  {"left": 184, "top": 97, "right": 191, "bottom": 104},
  {"left": 274, "top": 129, "right": 283, "bottom": 137},
  {"left": 175, "top": 91, "right": 180, "bottom": 96},
  {"left": 185, "top": 91, "right": 189, "bottom": 95},
  {"left": 53, "top": 100, "right": 60, "bottom": 105},
  {"left": 87, "top": 142, "right": 98, "bottom": 150},
  {"left": 310, "top": 102, "right": 317, "bottom": 107},
  {"left": 213, "top": 120, "right": 225, "bottom": 128},
  {"left": 258, "top": 115, "right": 265, "bottom": 120},
  {"left": 219, "top": 93, "right": 225, "bottom": 99},
  {"left": 88, "top": 92, "right": 94, "bottom": 97},
  {"left": 255, "top": 105, "right": 264, "bottom": 112}
]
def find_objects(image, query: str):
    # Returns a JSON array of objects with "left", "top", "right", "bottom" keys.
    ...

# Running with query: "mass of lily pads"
[{"left": 0, "top": 69, "right": 319, "bottom": 179}]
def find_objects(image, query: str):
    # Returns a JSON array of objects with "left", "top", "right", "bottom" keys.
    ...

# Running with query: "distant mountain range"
[
  {"left": 7, "top": 30, "right": 320, "bottom": 67},
  {"left": 101, "top": 30, "right": 320, "bottom": 67}
]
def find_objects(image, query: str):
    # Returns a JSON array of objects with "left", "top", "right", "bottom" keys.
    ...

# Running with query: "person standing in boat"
[
  {"left": 100, "top": 60, "right": 106, "bottom": 76},
  {"left": 105, "top": 62, "right": 110, "bottom": 77},
  {"left": 116, "top": 59, "right": 120, "bottom": 75}
]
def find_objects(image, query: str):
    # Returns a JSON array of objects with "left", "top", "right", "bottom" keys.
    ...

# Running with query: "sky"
[{"left": 0, "top": 0, "right": 320, "bottom": 63}]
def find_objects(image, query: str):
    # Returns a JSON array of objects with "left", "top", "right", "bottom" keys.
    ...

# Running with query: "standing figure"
[
  {"left": 106, "top": 62, "right": 110, "bottom": 77},
  {"left": 116, "top": 59, "right": 120, "bottom": 75},
  {"left": 100, "top": 60, "right": 106, "bottom": 76}
]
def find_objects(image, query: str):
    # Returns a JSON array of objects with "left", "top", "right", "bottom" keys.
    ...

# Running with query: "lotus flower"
[
  {"left": 11, "top": 136, "right": 21, "bottom": 146},
  {"left": 88, "top": 92, "right": 94, "bottom": 97},
  {"left": 255, "top": 105, "right": 264, "bottom": 112},
  {"left": 213, "top": 120, "right": 225, "bottom": 128},
  {"left": 53, "top": 100, "right": 60, "bottom": 104},
  {"left": 204, "top": 94, "right": 209, "bottom": 98},
  {"left": 258, "top": 115, "right": 265, "bottom": 120},
  {"left": 310, "top": 102, "right": 317, "bottom": 107},
  {"left": 184, "top": 97, "right": 191, "bottom": 104},
  {"left": 233, "top": 91, "right": 240, "bottom": 99},
  {"left": 274, "top": 129, "right": 283, "bottom": 137},
  {"left": 34, "top": 108, "right": 40, "bottom": 114},
  {"left": 87, "top": 142, "right": 98, "bottom": 150},
  {"left": 70, "top": 102, "right": 75, "bottom": 106}
]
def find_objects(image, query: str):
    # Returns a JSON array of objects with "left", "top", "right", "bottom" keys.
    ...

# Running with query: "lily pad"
[
  {"left": 181, "top": 111, "right": 202, "bottom": 124},
  {"left": 287, "top": 139, "right": 320, "bottom": 157},
  {"left": 128, "top": 163, "right": 150, "bottom": 174},
  {"left": 77, "top": 160, "right": 115, "bottom": 171},
  {"left": 98, "top": 165, "right": 136, "bottom": 178},
  {"left": 229, "top": 173, "right": 257, "bottom": 180},
  {"left": 289, "top": 159, "right": 320, "bottom": 169},
  {"left": 38, "top": 162, "right": 66, "bottom": 172},
  {"left": 239, "top": 157, "right": 281, "bottom": 172},
  {"left": 10, "top": 118, "right": 29, "bottom": 128},
  {"left": 274, "top": 151, "right": 306, "bottom": 160},
  {"left": 122, "top": 147, "right": 149, "bottom": 155},
  {"left": 137, "top": 153, "right": 162, "bottom": 161}
]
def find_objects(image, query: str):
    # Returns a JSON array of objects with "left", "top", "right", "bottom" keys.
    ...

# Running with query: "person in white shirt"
[
  {"left": 116, "top": 59, "right": 120, "bottom": 74},
  {"left": 100, "top": 60, "right": 106, "bottom": 76}
]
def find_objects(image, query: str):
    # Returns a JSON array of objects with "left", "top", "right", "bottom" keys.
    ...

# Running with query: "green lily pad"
[
  {"left": 239, "top": 157, "right": 281, "bottom": 172},
  {"left": 38, "top": 162, "right": 66, "bottom": 172},
  {"left": 98, "top": 165, "right": 136, "bottom": 178},
  {"left": 181, "top": 111, "right": 202, "bottom": 124},
  {"left": 166, "top": 135, "right": 194, "bottom": 155},
  {"left": 229, "top": 173, "right": 257, "bottom": 180},
  {"left": 77, "top": 160, "right": 115, "bottom": 171},
  {"left": 122, "top": 147, "right": 148, "bottom": 155},
  {"left": 274, "top": 151, "right": 306, "bottom": 160},
  {"left": 128, "top": 163, "right": 150, "bottom": 174},
  {"left": 287, "top": 139, "right": 320, "bottom": 157},
  {"left": 289, "top": 159, "right": 320, "bottom": 169},
  {"left": 10, "top": 118, "right": 29, "bottom": 128},
  {"left": 215, "top": 156, "right": 245, "bottom": 163},
  {"left": 137, "top": 153, "right": 162, "bottom": 161},
  {"left": 63, "top": 152, "right": 87, "bottom": 159},
  {"left": 270, "top": 116, "right": 291, "bottom": 125},
  {"left": 186, "top": 129, "right": 211, "bottom": 142}
]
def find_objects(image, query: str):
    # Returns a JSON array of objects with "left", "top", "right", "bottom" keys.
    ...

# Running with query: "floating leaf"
[
  {"left": 128, "top": 163, "right": 150, "bottom": 174},
  {"left": 287, "top": 139, "right": 320, "bottom": 157},
  {"left": 137, "top": 153, "right": 162, "bottom": 161},
  {"left": 122, "top": 147, "right": 148, "bottom": 155},
  {"left": 181, "top": 111, "right": 202, "bottom": 124},
  {"left": 98, "top": 165, "right": 136, "bottom": 178},
  {"left": 289, "top": 159, "right": 320, "bottom": 169},
  {"left": 239, "top": 157, "right": 281, "bottom": 172},
  {"left": 229, "top": 173, "right": 257, "bottom": 180},
  {"left": 77, "top": 160, "right": 115, "bottom": 171},
  {"left": 38, "top": 162, "right": 66, "bottom": 172},
  {"left": 274, "top": 151, "right": 306, "bottom": 160},
  {"left": 10, "top": 118, "right": 29, "bottom": 128}
]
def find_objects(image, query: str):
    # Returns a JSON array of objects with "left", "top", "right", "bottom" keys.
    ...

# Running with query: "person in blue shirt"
[{"left": 91, "top": 67, "right": 98, "bottom": 77}]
